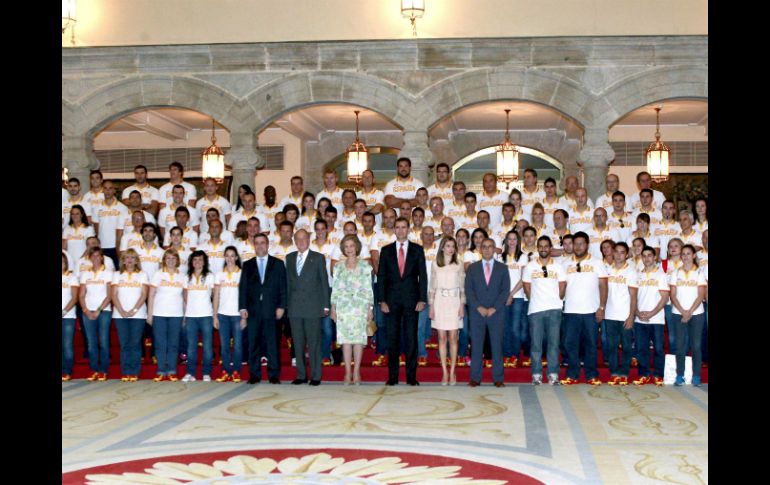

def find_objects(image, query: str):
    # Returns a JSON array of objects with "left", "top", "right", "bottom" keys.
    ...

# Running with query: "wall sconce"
[
  {"left": 62, "top": 0, "right": 76, "bottom": 45},
  {"left": 401, "top": 0, "right": 425, "bottom": 37}
]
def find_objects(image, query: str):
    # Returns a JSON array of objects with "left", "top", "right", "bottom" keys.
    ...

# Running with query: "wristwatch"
[{"left": 598, "top": 306, "right": 605, "bottom": 310}]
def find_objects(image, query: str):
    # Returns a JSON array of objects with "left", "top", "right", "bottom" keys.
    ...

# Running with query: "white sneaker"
[
  {"left": 261, "top": 357, "right": 268, "bottom": 366},
  {"left": 291, "top": 358, "right": 296, "bottom": 367},
  {"left": 548, "top": 374, "right": 561, "bottom": 385},
  {"left": 202, "top": 375, "right": 211, "bottom": 382},
  {"left": 532, "top": 375, "right": 542, "bottom": 385},
  {"left": 181, "top": 374, "right": 196, "bottom": 382}
]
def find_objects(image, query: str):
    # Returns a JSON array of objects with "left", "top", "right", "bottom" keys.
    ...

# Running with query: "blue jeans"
[
  {"left": 634, "top": 323, "right": 665, "bottom": 378},
  {"left": 528, "top": 309, "right": 562, "bottom": 377},
  {"left": 605, "top": 319, "right": 633, "bottom": 377},
  {"left": 672, "top": 312, "right": 705, "bottom": 379},
  {"left": 321, "top": 315, "right": 334, "bottom": 360},
  {"left": 82, "top": 310, "right": 112, "bottom": 374},
  {"left": 218, "top": 314, "right": 243, "bottom": 374},
  {"left": 62, "top": 318, "right": 76, "bottom": 375},
  {"left": 417, "top": 305, "right": 431, "bottom": 358},
  {"left": 664, "top": 303, "right": 688, "bottom": 354},
  {"left": 185, "top": 316, "right": 213, "bottom": 376},
  {"left": 115, "top": 318, "right": 144, "bottom": 375},
  {"left": 504, "top": 298, "right": 529, "bottom": 358},
  {"left": 153, "top": 316, "right": 183, "bottom": 375},
  {"left": 701, "top": 302, "right": 708, "bottom": 363},
  {"left": 564, "top": 313, "right": 599, "bottom": 380}
]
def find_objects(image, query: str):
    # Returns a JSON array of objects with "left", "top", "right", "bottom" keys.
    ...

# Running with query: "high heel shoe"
[
  {"left": 343, "top": 375, "right": 351, "bottom": 386},
  {"left": 450, "top": 373, "right": 457, "bottom": 386},
  {"left": 353, "top": 375, "right": 361, "bottom": 386},
  {"left": 441, "top": 373, "right": 448, "bottom": 386}
]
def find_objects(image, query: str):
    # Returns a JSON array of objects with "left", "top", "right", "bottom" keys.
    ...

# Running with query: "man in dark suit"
[
  {"left": 239, "top": 233, "right": 287, "bottom": 384},
  {"left": 378, "top": 217, "right": 428, "bottom": 386},
  {"left": 465, "top": 237, "right": 511, "bottom": 387},
  {"left": 285, "top": 229, "right": 331, "bottom": 386}
]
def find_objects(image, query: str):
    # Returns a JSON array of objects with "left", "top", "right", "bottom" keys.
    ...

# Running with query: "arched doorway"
[
  {"left": 324, "top": 146, "right": 401, "bottom": 189},
  {"left": 452, "top": 145, "right": 565, "bottom": 193}
]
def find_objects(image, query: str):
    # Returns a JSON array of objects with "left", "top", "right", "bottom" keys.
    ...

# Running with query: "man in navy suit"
[
  {"left": 465, "top": 238, "right": 511, "bottom": 387},
  {"left": 378, "top": 217, "right": 428, "bottom": 385},
  {"left": 239, "top": 233, "right": 287, "bottom": 384}
]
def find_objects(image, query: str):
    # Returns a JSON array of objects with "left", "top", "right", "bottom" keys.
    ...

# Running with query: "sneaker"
[
  {"left": 168, "top": 375, "right": 179, "bottom": 382},
  {"left": 152, "top": 356, "right": 158, "bottom": 365},
  {"left": 674, "top": 375, "right": 684, "bottom": 386},
  {"left": 97, "top": 373, "right": 108, "bottom": 381},
  {"left": 86, "top": 372, "right": 99, "bottom": 381},
  {"left": 560, "top": 377, "right": 579, "bottom": 385},
  {"left": 484, "top": 359, "right": 492, "bottom": 368},
  {"left": 144, "top": 338, "right": 152, "bottom": 348},
  {"left": 548, "top": 374, "right": 561, "bottom": 385},
  {"left": 521, "top": 358, "right": 532, "bottom": 367},
  {"left": 129, "top": 375, "right": 139, "bottom": 382},
  {"left": 504, "top": 357, "right": 517, "bottom": 368},
  {"left": 633, "top": 375, "right": 652, "bottom": 386},
  {"left": 426, "top": 342, "right": 438, "bottom": 349},
  {"left": 202, "top": 375, "right": 211, "bottom": 382},
  {"left": 322, "top": 358, "right": 332, "bottom": 366},
  {"left": 61, "top": 374, "right": 72, "bottom": 382},
  {"left": 372, "top": 355, "right": 386, "bottom": 366},
  {"left": 181, "top": 374, "right": 196, "bottom": 382},
  {"left": 154, "top": 374, "right": 167, "bottom": 382},
  {"left": 418, "top": 357, "right": 428, "bottom": 367},
  {"left": 231, "top": 371, "right": 242, "bottom": 383},
  {"left": 692, "top": 376, "right": 701, "bottom": 387},
  {"left": 291, "top": 358, "right": 296, "bottom": 367},
  {"left": 121, "top": 375, "right": 130, "bottom": 382},
  {"left": 588, "top": 378, "right": 602, "bottom": 386},
  {"left": 618, "top": 377, "right": 628, "bottom": 386},
  {"left": 399, "top": 356, "right": 405, "bottom": 367},
  {"left": 654, "top": 377, "right": 664, "bottom": 387},
  {"left": 532, "top": 375, "right": 542, "bottom": 385},
  {"left": 216, "top": 371, "right": 231, "bottom": 382},
  {"left": 607, "top": 376, "right": 622, "bottom": 386},
  {"left": 261, "top": 356, "right": 268, "bottom": 366}
]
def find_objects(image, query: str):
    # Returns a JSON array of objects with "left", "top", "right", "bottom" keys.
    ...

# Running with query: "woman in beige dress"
[{"left": 429, "top": 236, "right": 466, "bottom": 385}]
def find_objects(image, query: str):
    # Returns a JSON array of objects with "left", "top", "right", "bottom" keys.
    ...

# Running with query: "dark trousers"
[
  {"left": 564, "top": 313, "right": 599, "bottom": 380},
  {"left": 290, "top": 317, "right": 322, "bottom": 381},
  {"left": 247, "top": 313, "right": 280, "bottom": 380},
  {"left": 673, "top": 312, "right": 706, "bottom": 378},
  {"left": 605, "top": 319, "right": 633, "bottom": 377},
  {"left": 387, "top": 302, "right": 418, "bottom": 381},
  {"left": 469, "top": 312, "right": 504, "bottom": 382},
  {"left": 634, "top": 323, "right": 665, "bottom": 378}
]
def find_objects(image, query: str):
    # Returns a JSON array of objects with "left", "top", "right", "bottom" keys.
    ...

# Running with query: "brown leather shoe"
[
  {"left": 468, "top": 380, "right": 480, "bottom": 387},
  {"left": 494, "top": 381, "right": 505, "bottom": 388}
]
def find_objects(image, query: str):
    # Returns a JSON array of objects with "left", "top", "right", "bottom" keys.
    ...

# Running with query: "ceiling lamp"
[
  {"left": 401, "top": 0, "right": 425, "bottom": 37},
  {"left": 346, "top": 110, "right": 368, "bottom": 184},
  {"left": 496, "top": 109, "right": 519, "bottom": 189},
  {"left": 201, "top": 119, "right": 225, "bottom": 184},
  {"left": 645, "top": 106, "right": 670, "bottom": 183},
  {"left": 62, "top": 0, "right": 76, "bottom": 45}
]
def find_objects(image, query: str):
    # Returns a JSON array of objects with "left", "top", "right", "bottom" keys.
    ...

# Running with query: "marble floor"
[{"left": 62, "top": 382, "right": 708, "bottom": 484}]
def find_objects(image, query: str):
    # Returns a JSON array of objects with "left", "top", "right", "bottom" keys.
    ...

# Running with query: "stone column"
[
  {"left": 62, "top": 134, "right": 98, "bottom": 184},
  {"left": 226, "top": 131, "right": 263, "bottom": 205},
  {"left": 398, "top": 131, "right": 433, "bottom": 187},
  {"left": 578, "top": 127, "right": 616, "bottom": 201}
]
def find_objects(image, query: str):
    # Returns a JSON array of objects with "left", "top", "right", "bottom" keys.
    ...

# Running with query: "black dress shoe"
[
  {"left": 309, "top": 380, "right": 321, "bottom": 386},
  {"left": 291, "top": 378, "right": 308, "bottom": 385},
  {"left": 407, "top": 379, "right": 420, "bottom": 386},
  {"left": 494, "top": 381, "right": 505, "bottom": 388},
  {"left": 468, "top": 380, "right": 480, "bottom": 387},
  {"left": 247, "top": 376, "right": 260, "bottom": 384},
  {"left": 268, "top": 377, "right": 281, "bottom": 384},
  {"left": 385, "top": 378, "right": 398, "bottom": 386}
]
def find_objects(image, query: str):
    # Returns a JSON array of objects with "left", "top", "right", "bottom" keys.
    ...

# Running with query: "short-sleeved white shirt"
[
  {"left": 228, "top": 209, "right": 267, "bottom": 233},
  {"left": 92, "top": 200, "right": 130, "bottom": 249},
  {"left": 541, "top": 197, "right": 569, "bottom": 228},
  {"left": 384, "top": 177, "right": 424, "bottom": 204},
  {"left": 121, "top": 210, "right": 157, "bottom": 233},
  {"left": 523, "top": 257, "right": 567, "bottom": 314},
  {"left": 586, "top": 226, "right": 621, "bottom": 260},
  {"left": 83, "top": 189, "right": 105, "bottom": 211},
  {"left": 77, "top": 256, "right": 115, "bottom": 276},
  {"left": 670, "top": 267, "right": 706, "bottom": 316},
  {"left": 546, "top": 228, "right": 571, "bottom": 250},
  {"left": 196, "top": 195, "right": 232, "bottom": 233},
  {"left": 605, "top": 263, "right": 638, "bottom": 321},
  {"left": 464, "top": 249, "right": 483, "bottom": 265},
  {"left": 310, "top": 240, "right": 337, "bottom": 286},
  {"left": 477, "top": 190, "right": 510, "bottom": 227},
  {"left": 562, "top": 195, "right": 594, "bottom": 215},
  {"left": 295, "top": 210, "right": 323, "bottom": 232},
  {"left": 445, "top": 199, "right": 468, "bottom": 221},
  {"left": 62, "top": 188, "right": 69, "bottom": 209},
  {"left": 279, "top": 194, "right": 305, "bottom": 212},
  {"left": 163, "top": 226, "right": 199, "bottom": 249},
  {"left": 520, "top": 187, "right": 546, "bottom": 221},
  {"left": 607, "top": 211, "right": 633, "bottom": 242},
  {"left": 198, "top": 239, "right": 228, "bottom": 273},
  {"left": 339, "top": 209, "right": 358, "bottom": 225},
  {"left": 496, "top": 252, "right": 527, "bottom": 299},
  {"left": 159, "top": 181, "right": 197, "bottom": 206},
  {"left": 62, "top": 225, "right": 95, "bottom": 260},
  {"left": 631, "top": 208, "right": 663, "bottom": 229},
  {"left": 356, "top": 188, "right": 386, "bottom": 226},
  {"left": 422, "top": 243, "right": 439, "bottom": 285},
  {"left": 567, "top": 207, "right": 594, "bottom": 234},
  {"left": 697, "top": 250, "right": 708, "bottom": 268},
  {"left": 184, "top": 273, "right": 216, "bottom": 317},
  {"left": 678, "top": 229, "right": 703, "bottom": 248},
  {"left": 79, "top": 267, "right": 114, "bottom": 312},
  {"left": 595, "top": 192, "right": 633, "bottom": 213},
  {"left": 269, "top": 243, "right": 297, "bottom": 261},
  {"left": 62, "top": 195, "right": 92, "bottom": 228},
  {"left": 456, "top": 213, "right": 481, "bottom": 232},
  {"left": 629, "top": 189, "right": 666, "bottom": 211},
  {"left": 122, "top": 183, "right": 161, "bottom": 205},
  {"left": 427, "top": 182, "right": 454, "bottom": 206},
  {"left": 626, "top": 231, "right": 660, "bottom": 252},
  {"left": 260, "top": 204, "right": 283, "bottom": 233},
  {"left": 111, "top": 271, "right": 150, "bottom": 319},
  {"left": 158, "top": 204, "right": 200, "bottom": 233},
  {"left": 215, "top": 268, "right": 242, "bottom": 316},
  {"left": 652, "top": 220, "right": 682, "bottom": 260},
  {"left": 61, "top": 272, "right": 79, "bottom": 318},
  {"left": 235, "top": 239, "right": 257, "bottom": 262},
  {"left": 317, "top": 187, "right": 346, "bottom": 214},
  {"left": 136, "top": 244, "right": 164, "bottom": 279},
  {"left": 198, "top": 230, "right": 234, "bottom": 247},
  {"left": 635, "top": 266, "right": 669, "bottom": 324},
  {"left": 695, "top": 220, "right": 708, "bottom": 233},
  {"left": 150, "top": 270, "right": 185, "bottom": 317},
  {"left": 562, "top": 255, "right": 608, "bottom": 314}
]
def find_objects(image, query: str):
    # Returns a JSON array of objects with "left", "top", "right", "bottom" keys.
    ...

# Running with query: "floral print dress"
[{"left": 331, "top": 259, "right": 374, "bottom": 345}]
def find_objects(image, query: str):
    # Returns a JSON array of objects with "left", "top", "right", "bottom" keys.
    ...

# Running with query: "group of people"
[{"left": 62, "top": 158, "right": 708, "bottom": 387}]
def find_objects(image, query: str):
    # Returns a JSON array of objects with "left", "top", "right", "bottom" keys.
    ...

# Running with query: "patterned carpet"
[{"left": 62, "top": 382, "right": 708, "bottom": 484}]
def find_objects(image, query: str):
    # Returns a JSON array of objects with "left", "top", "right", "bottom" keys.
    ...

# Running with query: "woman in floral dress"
[{"left": 331, "top": 234, "right": 374, "bottom": 385}]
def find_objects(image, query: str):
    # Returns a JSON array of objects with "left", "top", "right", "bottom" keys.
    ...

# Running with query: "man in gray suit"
[
  {"left": 465, "top": 238, "right": 511, "bottom": 387},
  {"left": 285, "top": 229, "right": 331, "bottom": 386}
]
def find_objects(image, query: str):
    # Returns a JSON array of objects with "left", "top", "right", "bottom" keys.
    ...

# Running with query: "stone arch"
[
  {"left": 419, "top": 67, "right": 594, "bottom": 131},
  {"left": 595, "top": 66, "right": 708, "bottom": 128},
  {"left": 245, "top": 71, "right": 422, "bottom": 133},
  {"left": 76, "top": 75, "right": 248, "bottom": 138}
]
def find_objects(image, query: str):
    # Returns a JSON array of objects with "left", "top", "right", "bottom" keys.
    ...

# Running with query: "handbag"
[{"left": 367, "top": 317, "right": 377, "bottom": 337}]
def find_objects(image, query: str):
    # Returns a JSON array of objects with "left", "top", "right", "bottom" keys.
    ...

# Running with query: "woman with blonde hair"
[
  {"left": 111, "top": 248, "right": 149, "bottom": 381},
  {"left": 62, "top": 253, "right": 79, "bottom": 381},
  {"left": 78, "top": 246, "right": 114, "bottom": 381},
  {"left": 429, "top": 236, "right": 465, "bottom": 385},
  {"left": 330, "top": 234, "right": 373, "bottom": 385},
  {"left": 147, "top": 248, "right": 185, "bottom": 381}
]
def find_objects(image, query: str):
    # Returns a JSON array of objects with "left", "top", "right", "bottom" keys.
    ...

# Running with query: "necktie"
[
  {"left": 398, "top": 243, "right": 406, "bottom": 277},
  {"left": 296, "top": 251, "right": 305, "bottom": 276},
  {"left": 258, "top": 257, "right": 265, "bottom": 283},
  {"left": 484, "top": 260, "right": 491, "bottom": 285}
]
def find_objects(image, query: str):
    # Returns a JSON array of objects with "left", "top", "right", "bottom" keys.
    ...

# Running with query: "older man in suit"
[
  {"left": 465, "top": 237, "right": 511, "bottom": 387},
  {"left": 239, "top": 233, "right": 287, "bottom": 385},
  {"left": 378, "top": 217, "right": 428, "bottom": 386},
  {"left": 286, "top": 229, "right": 331, "bottom": 386}
]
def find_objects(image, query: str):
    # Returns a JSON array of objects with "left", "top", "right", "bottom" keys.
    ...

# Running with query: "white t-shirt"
[
  {"left": 269, "top": 243, "right": 297, "bottom": 261},
  {"left": 541, "top": 197, "right": 569, "bottom": 228},
  {"left": 635, "top": 266, "right": 669, "bottom": 325},
  {"left": 456, "top": 213, "right": 480, "bottom": 232},
  {"left": 79, "top": 267, "right": 114, "bottom": 312},
  {"left": 111, "top": 271, "right": 150, "bottom": 319},
  {"left": 122, "top": 183, "right": 161, "bottom": 206},
  {"left": 196, "top": 195, "right": 232, "bottom": 233},
  {"left": 260, "top": 204, "right": 283, "bottom": 233},
  {"left": 163, "top": 226, "right": 199, "bottom": 249},
  {"left": 670, "top": 267, "right": 706, "bottom": 316},
  {"left": 695, "top": 220, "right": 708, "bottom": 233},
  {"left": 384, "top": 177, "right": 424, "bottom": 204},
  {"left": 567, "top": 207, "right": 594, "bottom": 234},
  {"left": 545, "top": 228, "right": 570, "bottom": 250},
  {"left": 652, "top": 220, "right": 682, "bottom": 260},
  {"left": 626, "top": 232, "right": 660, "bottom": 252},
  {"left": 63, "top": 250, "right": 76, "bottom": 276},
  {"left": 496, "top": 252, "right": 527, "bottom": 299},
  {"left": 605, "top": 263, "right": 638, "bottom": 322},
  {"left": 562, "top": 255, "right": 608, "bottom": 314},
  {"left": 523, "top": 257, "right": 567, "bottom": 314},
  {"left": 607, "top": 211, "right": 633, "bottom": 243},
  {"left": 136, "top": 244, "right": 164, "bottom": 279},
  {"left": 376, "top": 230, "right": 397, "bottom": 251},
  {"left": 92, "top": 200, "right": 130, "bottom": 249},
  {"left": 491, "top": 221, "right": 518, "bottom": 249},
  {"left": 83, "top": 189, "right": 105, "bottom": 211},
  {"left": 198, "top": 230, "right": 235, "bottom": 247},
  {"left": 62, "top": 188, "right": 69, "bottom": 209},
  {"left": 317, "top": 186, "right": 345, "bottom": 214},
  {"left": 228, "top": 209, "right": 268, "bottom": 233},
  {"left": 184, "top": 273, "right": 216, "bottom": 317},
  {"left": 477, "top": 190, "right": 510, "bottom": 227},
  {"left": 631, "top": 208, "right": 663, "bottom": 229},
  {"left": 356, "top": 188, "right": 386, "bottom": 226},
  {"left": 697, "top": 250, "right": 708, "bottom": 268},
  {"left": 61, "top": 272, "right": 79, "bottom": 318},
  {"left": 311, "top": 240, "right": 337, "bottom": 286},
  {"left": 520, "top": 186, "right": 546, "bottom": 221},
  {"left": 358, "top": 230, "right": 381, "bottom": 255},
  {"left": 295, "top": 210, "right": 322, "bottom": 232},
  {"left": 159, "top": 181, "right": 197, "bottom": 206},
  {"left": 464, "top": 249, "right": 483, "bottom": 265},
  {"left": 422, "top": 243, "right": 439, "bottom": 286},
  {"left": 150, "top": 270, "right": 185, "bottom": 317},
  {"left": 629, "top": 189, "right": 666, "bottom": 211},
  {"left": 339, "top": 209, "right": 358, "bottom": 225},
  {"left": 595, "top": 191, "right": 633, "bottom": 213},
  {"left": 278, "top": 193, "right": 305, "bottom": 212},
  {"left": 678, "top": 229, "right": 703, "bottom": 248},
  {"left": 174, "top": 248, "right": 192, "bottom": 276},
  {"left": 76, "top": 256, "right": 116, "bottom": 278},
  {"left": 562, "top": 195, "right": 594, "bottom": 215},
  {"left": 586, "top": 226, "right": 621, "bottom": 260},
  {"left": 62, "top": 195, "right": 92, "bottom": 228},
  {"left": 445, "top": 199, "right": 468, "bottom": 221},
  {"left": 62, "top": 225, "right": 95, "bottom": 260},
  {"left": 121, "top": 210, "right": 157, "bottom": 233},
  {"left": 158, "top": 204, "right": 201, "bottom": 233},
  {"left": 235, "top": 239, "right": 257, "bottom": 262},
  {"left": 198, "top": 239, "right": 228, "bottom": 274},
  {"left": 215, "top": 268, "right": 242, "bottom": 316},
  {"left": 426, "top": 182, "right": 454, "bottom": 206}
]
